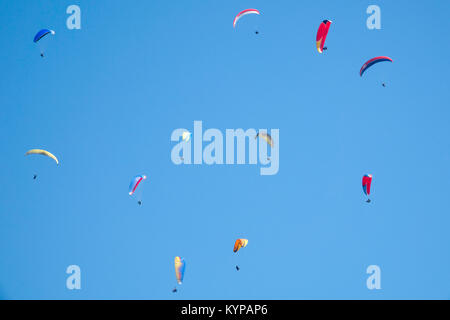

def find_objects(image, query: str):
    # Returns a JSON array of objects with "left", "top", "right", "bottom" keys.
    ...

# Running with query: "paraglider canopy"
[
  {"left": 128, "top": 175, "right": 147, "bottom": 196},
  {"left": 233, "top": 9, "right": 260, "bottom": 28},
  {"left": 316, "top": 20, "right": 332, "bottom": 53},
  {"left": 25, "top": 149, "right": 59, "bottom": 165},
  {"left": 362, "top": 174, "right": 372, "bottom": 196},
  {"left": 360, "top": 56, "right": 393, "bottom": 77},
  {"left": 182, "top": 131, "right": 191, "bottom": 142},
  {"left": 256, "top": 132, "right": 273, "bottom": 147},
  {"left": 175, "top": 256, "right": 186, "bottom": 285},
  {"left": 34, "top": 29, "right": 55, "bottom": 43},
  {"left": 233, "top": 239, "right": 249, "bottom": 253}
]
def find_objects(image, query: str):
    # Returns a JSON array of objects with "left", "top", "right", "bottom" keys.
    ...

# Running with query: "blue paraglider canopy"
[{"left": 33, "top": 29, "right": 55, "bottom": 43}]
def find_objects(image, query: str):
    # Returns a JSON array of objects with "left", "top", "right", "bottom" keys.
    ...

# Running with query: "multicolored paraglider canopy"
[
  {"left": 233, "top": 239, "right": 249, "bottom": 253},
  {"left": 316, "top": 20, "right": 332, "bottom": 53},
  {"left": 256, "top": 132, "right": 273, "bottom": 147},
  {"left": 362, "top": 174, "right": 372, "bottom": 196},
  {"left": 128, "top": 175, "right": 147, "bottom": 196},
  {"left": 360, "top": 56, "right": 393, "bottom": 77},
  {"left": 25, "top": 149, "right": 59, "bottom": 165},
  {"left": 174, "top": 256, "right": 186, "bottom": 284},
  {"left": 33, "top": 29, "right": 55, "bottom": 43},
  {"left": 233, "top": 9, "right": 260, "bottom": 28}
]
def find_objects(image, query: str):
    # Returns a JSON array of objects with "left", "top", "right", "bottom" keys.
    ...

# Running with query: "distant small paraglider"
[
  {"left": 174, "top": 256, "right": 186, "bottom": 291},
  {"left": 316, "top": 20, "right": 332, "bottom": 53},
  {"left": 129, "top": 175, "right": 147, "bottom": 206},
  {"left": 33, "top": 29, "right": 55, "bottom": 57},
  {"left": 362, "top": 174, "right": 372, "bottom": 203},
  {"left": 233, "top": 239, "right": 248, "bottom": 271}
]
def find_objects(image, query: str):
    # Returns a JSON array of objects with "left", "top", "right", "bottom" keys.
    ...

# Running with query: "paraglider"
[
  {"left": 233, "top": 9, "right": 260, "bottom": 28},
  {"left": 33, "top": 29, "right": 55, "bottom": 57},
  {"left": 362, "top": 174, "right": 372, "bottom": 203},
  {"left": 316, "top": 20, "right": 332, "bottom": 53},
  {"left": 129, "top": 175, "right": 147, "bottom": 205},
  {"left": 25, "top": 149, "right": 59, "bottom": 165},
  {"left": 233, "top": 239, "right": 248, "bottom": 271},
  {"left": 175, "top": 256, "right": 185, "bottom": 285},
  {"left": 360, "top": 56, "right": 393, "bottom": 77}
]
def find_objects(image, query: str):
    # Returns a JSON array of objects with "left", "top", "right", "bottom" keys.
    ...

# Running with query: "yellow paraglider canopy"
[
  {"left": 25, "top": 149, "right": 59, "bottom": 165},
  {"left": 182, "top": 131, "right": 191, "bottom": 142},
  {"left": 256, "top": 132, "right": 273, "bottom": 147}
]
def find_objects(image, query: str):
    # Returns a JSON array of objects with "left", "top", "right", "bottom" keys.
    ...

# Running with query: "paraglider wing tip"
[{"left": 129, "top": 192, "right": 133, "bottom": 195}]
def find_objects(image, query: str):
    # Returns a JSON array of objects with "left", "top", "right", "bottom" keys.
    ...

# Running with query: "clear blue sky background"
[{"left": 1, "top": 0, "right": 449, "bottom": 299}]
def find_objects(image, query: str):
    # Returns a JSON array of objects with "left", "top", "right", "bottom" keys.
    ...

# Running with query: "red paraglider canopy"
[
  {"left": 362, "top": 174, "right": 372, "bottom": 196},
  {"left": 316, "top": 20, "right": 332, "bottom": 53}
]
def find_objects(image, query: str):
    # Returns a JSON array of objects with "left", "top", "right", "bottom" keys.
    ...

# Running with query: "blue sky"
[{"left": 1, "top": 0, "right": 449, "bottom": 299}]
